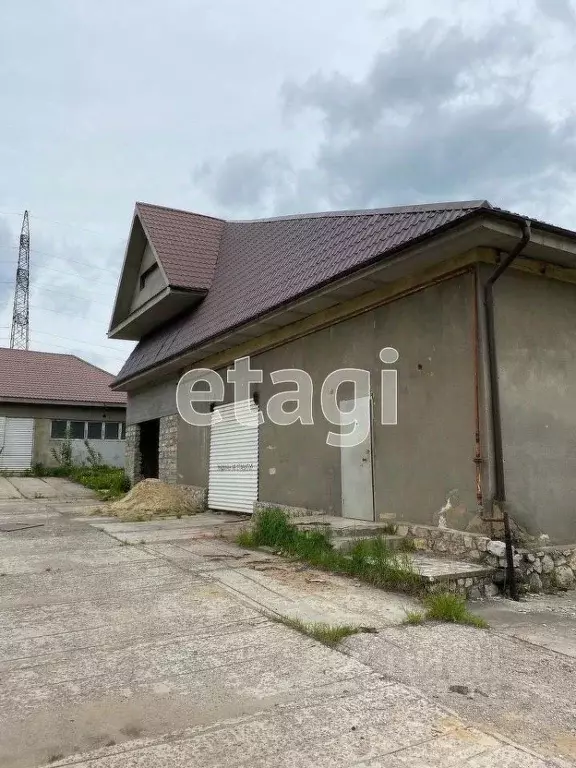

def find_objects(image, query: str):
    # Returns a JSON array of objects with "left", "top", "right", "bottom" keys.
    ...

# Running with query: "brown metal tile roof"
[
  {"left": 116, "top": 200, "right": 492, "bottom": 383},
  {"left": 0, "top": 349, "right": 126, "bottom": 405},
  {"left": 136, "top": 202, "right": 224, "bottom": 290}
]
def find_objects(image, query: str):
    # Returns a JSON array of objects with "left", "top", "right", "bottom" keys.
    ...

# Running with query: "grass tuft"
[
  {"left": 423, "top": 593, "right": 489, "bottom": 628},
  {"left": 403, "top": 610, "right": 425, "bottom": 625},
  {"left": 271, "top": 614, "right": 373, "bottom": 647},
  {"left": 238, "top": 508, "right": 420, "bottom": 595}
]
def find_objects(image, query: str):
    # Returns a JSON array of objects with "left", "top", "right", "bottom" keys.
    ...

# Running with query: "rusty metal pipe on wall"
[
  {"left": 472, "top": 268, "right": 483, "bottom": 513},
  {"left": 483, "top": 219, "right": 532, "bottom": 601}
]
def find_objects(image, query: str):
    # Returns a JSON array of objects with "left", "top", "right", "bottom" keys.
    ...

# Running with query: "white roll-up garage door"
[
  {"left": 208, "top": 400, "right": 259, "bottom": 514},
  {"left": 0, "top": 417, "right": 34, "bottom": 471}
]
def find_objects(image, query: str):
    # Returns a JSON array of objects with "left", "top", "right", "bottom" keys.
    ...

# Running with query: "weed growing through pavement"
[
  {"left": 237, "top": 508, "right": 421, "bottom": 595},
  {"left": 420, "top": 593, "right": 489, "bottom": 628},
  {"left": 403, "top": 610, "right": 425, "bottom": 625},
  {"left": 270, "top": 614, "right": 375, "bottom": 647}
]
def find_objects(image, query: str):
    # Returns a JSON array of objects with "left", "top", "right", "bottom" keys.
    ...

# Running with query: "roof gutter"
[{"left": 483, "top": 218, "right": 531, "bottom": 602}]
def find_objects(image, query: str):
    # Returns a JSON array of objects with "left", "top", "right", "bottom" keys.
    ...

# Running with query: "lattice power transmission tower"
[{"left": 10, "top": 211, "right": 30, "bottom": 350}]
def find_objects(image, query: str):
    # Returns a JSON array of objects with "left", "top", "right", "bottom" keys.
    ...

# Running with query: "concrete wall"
[
  {"left": 0, "top": 404, "right": 126, "bottom": 470},
  {"left": 494, "top": 269, "right": 576, "bottom": 542},
  {"left": 34, "top": 418, "right": 125, "bottom": 468},
  {"left": 176, "top": 272, "right": 478, "bottom": 527},
  {"left": 127, "top": 377, "right": 179, "bottom": 424},
  {"left": 130, "top": 243, "right": 165, "bottom": 312},
  {"left": 177, "top": 414, "right": 209, "bottom": 487}
]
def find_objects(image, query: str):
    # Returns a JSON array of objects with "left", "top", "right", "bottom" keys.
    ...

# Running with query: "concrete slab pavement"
[
  {"left": 41, "top": 476, "right": 99, "bottom": 498},
  {"left": 0, "top": 476, "right": 23, "bottom": 499},
  {"left": 7, "top": 476, "right": 61, "bottom": 498},
  {"left": 473, "top": 593, "right": 576, "bottom": 659},
  {"left": 0, "top": 491, "right": 567, "bottom": 767},
  {"left": 346, "top": 615, "right": 576, "bottom": 764}
]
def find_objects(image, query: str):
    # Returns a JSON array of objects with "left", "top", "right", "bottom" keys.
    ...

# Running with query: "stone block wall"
[
  {"left": 486, "top": 545, "right": 576, "bottom": 593},
  {"left": 253, "top": 501, "right": 322, "bottom": 519},
  {"left": 158, "top": 414, "right": 178, "bottom": 484},
  {"left": 395, "top": 523, "right": 491, "bottom": 561},
  {"left": 125, "top": 424, "right": 141, "bottom": 486}
]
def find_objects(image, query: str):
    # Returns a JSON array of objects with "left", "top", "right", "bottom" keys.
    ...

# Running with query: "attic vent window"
[{"left": 140, "top": 263, "right": 159, "bottom": 290}]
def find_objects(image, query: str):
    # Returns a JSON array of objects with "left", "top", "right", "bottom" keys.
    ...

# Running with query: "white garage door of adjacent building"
[
  {"left": 0, "top": 417, "right": 34, "bottom": 471},
  {"left": 208, "top": 400, "right": 259, "bottom": 514}
]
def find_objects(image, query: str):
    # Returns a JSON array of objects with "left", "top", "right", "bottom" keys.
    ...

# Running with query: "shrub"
[
  {"left": 83, "top": 440, "right": 103, "bottom": 468},
  {"left": 51, "top": 426, "right": 73, "bottom": 469}
]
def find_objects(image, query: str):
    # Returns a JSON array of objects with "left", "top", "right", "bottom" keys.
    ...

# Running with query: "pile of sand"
[{"left": 103, "top": 478, "right": 204, "bottom": 522}]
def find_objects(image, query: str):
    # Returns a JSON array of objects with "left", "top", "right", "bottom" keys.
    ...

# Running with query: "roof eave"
[
  {"left": 112, "top": 207, "right": 576, "bottom": 390},
  {"left": 0, "top": 397, "right": 126, "bottom": 408}
]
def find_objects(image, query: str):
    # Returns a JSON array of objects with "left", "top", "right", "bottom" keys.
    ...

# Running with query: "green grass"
[
  {"left": 422, "top": 593, "right": 489, "bottom": 628},
  {"left": 272, "top": 615, "right": 374, "bottom": 647},
  {"left": 378, "top": 521, "right": 398, "bottom": 535},
  {"left": 238, "top": 508, "right": 421, "bottom": 595},
  {"left": 403, "top": 610, "right": 425, "bottom": 625},
  {"left": 31, "top": 462, "right": 130, "bottom": 500}
]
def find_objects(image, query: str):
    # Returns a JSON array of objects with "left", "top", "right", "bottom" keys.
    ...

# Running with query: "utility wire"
[
  {"left": 0, "top": 261, "right": 118, "bottom": 287},
  {"left": 29, "top": 303, "right": 110, "bottom": 325},
  {"left": 0, "top": 281, "right": 113, "bottom": 304},
  {"left": 32, "top": 328, "right": 133, "bottom": 353},
  {"left": 29, "top": 338, "right": 128, "bottom": 361},
  {"left": 0, "top": 208, "right": 128, "bottom": 241},
  {"left": 3, "top": 246, "right": 123, "bottom": 275}
]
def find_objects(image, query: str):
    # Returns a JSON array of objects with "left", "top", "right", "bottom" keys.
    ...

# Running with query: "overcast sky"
[{"left": 1, "top": 0, "right": 575, "bottom": 374}]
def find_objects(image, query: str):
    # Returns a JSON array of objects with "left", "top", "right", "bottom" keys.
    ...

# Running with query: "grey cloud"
[
  {"left": 197, "top": 14, "right": 576, "bottom": 219},
  {"left": 282, "top": 19, "right": 536, "bottom": 133},
  {"left": 195, "top": 152, "right": 294, "bottom": 216},
  {"left": 536, "top": 0, "right": 576, "bottom": 27}
]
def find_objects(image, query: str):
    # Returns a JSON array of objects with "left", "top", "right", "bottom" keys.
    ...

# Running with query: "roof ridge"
[
  {"left": 0, "top": 347, "right": 72, "bottom": 358},
  {"left": 69, "top": 354, "right": 116, "bottom": 378},
  {"left": 136, "top": 201, "right": 225, "bottom": 223},
  {"left": 229, "top": 200, "right": 492, "bottom": 225}
]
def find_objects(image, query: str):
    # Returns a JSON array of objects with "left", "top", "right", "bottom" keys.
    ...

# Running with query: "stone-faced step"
[
  {"left": 332, "top": 535, "right": 405, "bottom": 553},
  {"left": 294, "top": 516, "right": 399, "bottom": 539}
]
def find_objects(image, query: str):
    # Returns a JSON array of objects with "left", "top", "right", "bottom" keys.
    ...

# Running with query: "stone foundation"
[
  {"left": 158, "top": 414, "right": 178, "bottom": 485},
  {"left": 253, "top": 501, "right": 321, "bottom": 519},
  {"left": 124, "top": 424, "right": 141, "bottom": 486},
  {"left": 395, "top": 523, "right": 491, "bottom": 561},
  {"left": 486, "top": 544, "right": 576, "bottom": 593},
  {"left": 181, "top": 485, "right": 208, "bottom": 513},
  {"left": 426, "top": 574, "right": 499, "bottom": 600}
]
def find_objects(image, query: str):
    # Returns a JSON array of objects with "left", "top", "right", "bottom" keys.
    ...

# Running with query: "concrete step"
[
  {"left": 332, "top": 535, "right": 405, "bottom": 552},
  {"left": 412, "top": 555, "right": 496, "bottom": 599},
  {"left": 294, "top": 515, "right": 398, "bottom": 539}
]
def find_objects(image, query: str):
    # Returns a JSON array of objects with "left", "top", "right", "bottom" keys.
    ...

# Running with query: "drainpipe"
[{"left": 483, "top": 219, "right": 531, "bottom": 602}]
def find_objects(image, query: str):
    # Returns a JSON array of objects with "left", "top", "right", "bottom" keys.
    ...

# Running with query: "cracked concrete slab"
[
  {"left": 0, "top": 477, "right": 23, "bottom": 499},
  {"left": 7, "top": 477, "right": 60, "bottom": 499},
  {"left": 347, "top": 621, "right": 576, "bottom": 764},
  {"left": 0, "top": 491, "right": 567, "bottom": 768},
  {"left": 41, "top": 477, "right": 99, "bottom": 497}
]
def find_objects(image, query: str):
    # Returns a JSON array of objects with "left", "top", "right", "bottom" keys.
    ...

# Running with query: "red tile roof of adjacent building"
[{"left": 0, "top": 349, "right": 127, "bottom": 405}]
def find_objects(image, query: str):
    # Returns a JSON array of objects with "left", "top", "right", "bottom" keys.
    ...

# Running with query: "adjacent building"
[
  {"left": 0, "top": 348, "right": 127, "bottom": 471},
  {"left": 109, "top": 200, "right": 576, "bottom": 543}
]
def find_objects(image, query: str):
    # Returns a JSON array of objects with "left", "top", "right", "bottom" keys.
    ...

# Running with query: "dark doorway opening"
[{"left": 139, "top": 419, "right": 159, "bottom": 479}]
